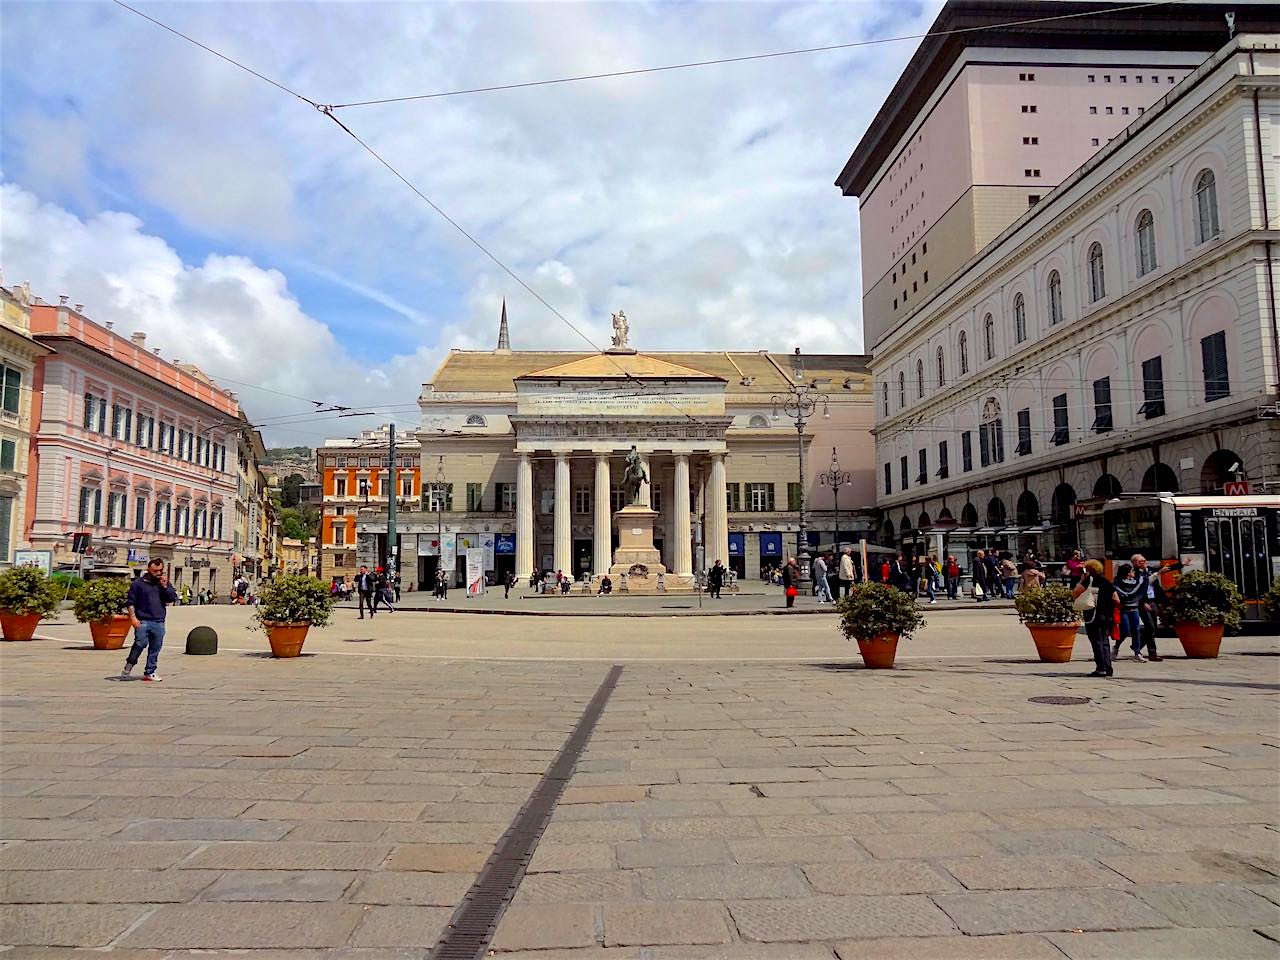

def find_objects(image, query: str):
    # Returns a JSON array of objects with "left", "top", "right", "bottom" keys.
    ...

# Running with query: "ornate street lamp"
[
  {"left": 817, "top": 446, "right": 852, "bottom": 550},
  {"left": 771, "top": 379, "right": 830, "bottom": 581}
]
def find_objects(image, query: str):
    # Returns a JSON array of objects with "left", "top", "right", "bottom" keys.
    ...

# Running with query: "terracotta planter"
[
  {"left": 1027, "top": 623, "right": 1079, "bottom": 663},
  {"left": 89, "top": 615, "right": 132, "bottom": 650},
  {"left": 265, "top": 622, "right": 310, "bottom": 658},
  {"left": 0, "top": 610, "right": 42, "bottom": 642},
  {"left": 1175, "top": 621, "right": 1223, "bottom": 659},
  {"left": 856, "top": 632, "right": 900, "bottom": 669}
]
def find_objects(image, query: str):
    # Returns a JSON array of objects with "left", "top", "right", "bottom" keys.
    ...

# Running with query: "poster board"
[{"left": 465, "top": 548, "right": 486, "bottom": 597}]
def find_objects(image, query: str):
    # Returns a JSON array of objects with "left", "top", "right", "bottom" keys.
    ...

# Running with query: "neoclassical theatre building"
[{"left": 345, "top": 318, "right": 875, "bottom": 589}]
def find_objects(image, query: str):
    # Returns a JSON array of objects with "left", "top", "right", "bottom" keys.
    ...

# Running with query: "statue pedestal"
[{"left": 609, "top": 505, "right": 666, "bottom": 593}]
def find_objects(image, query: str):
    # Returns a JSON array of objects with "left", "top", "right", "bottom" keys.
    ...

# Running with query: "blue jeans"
[
  {"left": 1119, "top": 609, "right": 1142, "bottom": 654},
  {"left": 126, "top": 620, "right": 166, "bottom": 676},
  {"left": 1002, "top": 577, "right": 1017, "bottom": 599},
  {"left": 924, "top": 578, "right": 936, "bottom": 600},
  {"left": 946, "top": 576, "right": 959, "bottom": 599},
  {"left": 815, "top": 577, "right": 833, "bottom": 602}
]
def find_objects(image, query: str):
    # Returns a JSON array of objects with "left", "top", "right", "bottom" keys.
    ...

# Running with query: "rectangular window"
[
  {"left": 335, "top": 476, "right": 347, "bottom": 497},
  {"left": 961, "top": 431, "right": 973, "bottom": 472},
  {"left": 400, "top": 474, "right": 413, "bottom": 498},
  {"left": 1105, "top": 106, "right": 1113, "bottom": 115},
  {"left": 0, "top": 439, "right": 13, "bottom": 472},
  {"left": 1140, "top": 356, "right": 1166, "bottom": 418},
  {"left": 727, "top": 483, "right": 742, "bottom": 513},
  {"left": 917, "top": 449, "right": 928, "bottom": 485},
  {"left": 899, "top": 456, "right": 909, "bottom": 491},
  {"left": 747, "top": 482, "right": 774, "bottom": 512},
  {"left": 1121, "top": 106, "right": 1129, "bottom": 115},
  {"left": 1016, "top": 409, "right": 1032, "bottom": 456},
  {"left": 787, "top": 482, "right": 802, "bottom": 512},
  {"left": 884, "top": 462, "right": 892, "bottom": 495},
  {"left": 936, "top": 440, "right": 949, "bottom": 479},
  {"left": 1092, "top": 377, "right": 1114, "bottom": 433},
  {"left": 333, "top": 524, "right": 345, "bottom": 546},
  {"left": 573, "top": 485, "right": 591, "bottom": 515},
  {"left": 467, "top": 482, "right": 485, "bottom": 512},
  {"left": 1028, "top": 195, "right": 1041, "bottom": 206},
  {"left": 1200, "top": 331, "right": 1230, "bottom": 401},
  {"left": 135, "top": 496, "right": 146, "bottom": 531},
  {"left": 495, "top": 482, "right": 517, "bottom": 512},
  {"left": 1090, "top": 106, "right": 1098, "bottom": 114},
  {"left": 0, "top": 495, "right": 11, "bottom": 561},
  {"left": 0, "top": 365, "right": 21, "bottom": 415},
  {"left": 1091, "top": 137, "right": 1100, "bottom": 146},
  {"left": 1052, "top": 394, "right": 1069, "bottom": 445}
]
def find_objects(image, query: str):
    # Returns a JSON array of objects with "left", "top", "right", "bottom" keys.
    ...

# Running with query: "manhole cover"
[{"left": 1028, "top": 695, "right": 1091, "bottom": 705}]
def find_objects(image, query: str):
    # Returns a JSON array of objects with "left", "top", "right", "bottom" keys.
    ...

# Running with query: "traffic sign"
[{"left": 1224, "top": 480, "right": 1252, "bottom": 495}]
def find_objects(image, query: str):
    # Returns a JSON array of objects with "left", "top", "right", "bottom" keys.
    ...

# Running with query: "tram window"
[
  {"left": 1240, "top": 520, "right": 1257, "bottom": 599},
  {"left": 1104, "top": 505, "right": 1161, "bottom": 559}
]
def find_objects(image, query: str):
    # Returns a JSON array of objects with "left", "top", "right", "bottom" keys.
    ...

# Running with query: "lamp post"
[
  {"left": 770, "top": 381, "right": 829, "bottom": 581},
  {"left": 817, "top": 446, "right": 852, "bottom": 551}
]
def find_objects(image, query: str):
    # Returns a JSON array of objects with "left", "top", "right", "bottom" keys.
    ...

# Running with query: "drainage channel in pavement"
[{"left": 428, "top": 663, "right": 624, "bottom": 960}]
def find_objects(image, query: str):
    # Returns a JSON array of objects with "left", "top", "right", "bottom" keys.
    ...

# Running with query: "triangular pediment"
[{"left": 519, "top": 353, "right": 723, "bottom": 381}]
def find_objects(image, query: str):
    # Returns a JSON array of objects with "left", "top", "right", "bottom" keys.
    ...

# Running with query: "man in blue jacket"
[{"left": 120, "top": 559, "right": 178, "bottom": 682}]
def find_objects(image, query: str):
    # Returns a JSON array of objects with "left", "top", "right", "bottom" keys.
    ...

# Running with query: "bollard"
[{"left": 185, "top": 625, "right": 218, "bottom": 656}]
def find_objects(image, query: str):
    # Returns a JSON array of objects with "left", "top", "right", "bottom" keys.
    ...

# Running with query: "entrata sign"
[{"left": 1224, "top": 480, "right": 1252, "bottom": 495}]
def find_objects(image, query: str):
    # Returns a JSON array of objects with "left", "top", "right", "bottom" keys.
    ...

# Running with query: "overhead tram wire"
[
  {"left": 325, "top": 0, "right": 1183, "bottom": 109},
  {"left": 107, "top": 0, "right": 1190, "bottom": 434}
]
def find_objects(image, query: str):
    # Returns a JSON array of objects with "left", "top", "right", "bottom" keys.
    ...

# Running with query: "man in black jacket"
[
  {"left": 120, "top": 559, "right": 178, "bottom": 682},
  {"left": 355, "top": 565, "right": 377, "bottom": 619}
]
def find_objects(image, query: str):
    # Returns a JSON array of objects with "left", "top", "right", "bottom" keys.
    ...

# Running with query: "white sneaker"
[
  {"left": 141, "top": 674, "right": 163, "bottom": 683},
  {"left": 1132, "top": 653, "right": 1147, "bottom": 662},
  {"left": 929, "top": 599, "right": 936, "bottom": 604}
]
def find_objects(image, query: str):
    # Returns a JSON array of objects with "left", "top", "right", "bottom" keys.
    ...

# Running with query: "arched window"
[
  {"left": 1135, "top": 209, "right": 1157, "bottom": 276},
  {"left": 936, "top": 346, "right": 945, "bottom": 388},
  {"left": 1195, "top": 169, "right": 1220, "bottom": 243},
  {"left": 958, "top": 331, "right": 969, "bottom": 375},
  {"left": 898, "top": 371, "right": 906, "bottom": 408},
  {"left": 983, "top": 313, "right": 995, "bottom": 360},
  {"left": 915, "top": 359, "right": 924, "bottom": 399},
  {"left": 748, "top": 414, "right": 769, "bottom": 428},
  {"left": 1088, "top": 242, "right": 1106, "bottom": 302},
  {"left": 979, "top": 397, "right": 1004, "bottom": 467},
  {"left": 1013, "top": 293, "right": 1027, "bottom": 344},
  {"left": 1047, "top": 270, "right": 1063, "bottom": 326},
  {"left": 464, "top": 414, "right": 488, "bottom": 427},
  {"left": 881, "top": 382, "right": 889, "bottom": 417}
]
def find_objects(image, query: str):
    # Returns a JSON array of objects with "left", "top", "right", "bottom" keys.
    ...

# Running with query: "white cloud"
[{"left": 0, "top": 182, "right": 438, "bottom": 444}]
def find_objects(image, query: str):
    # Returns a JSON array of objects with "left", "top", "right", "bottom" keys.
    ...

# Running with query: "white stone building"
[{"left": 866, "top": 35, "right": 1280, "bottom": 566}]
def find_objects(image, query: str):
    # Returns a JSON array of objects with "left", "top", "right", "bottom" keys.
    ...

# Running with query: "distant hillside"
[{"left": 262, "top": 446, "right": 313, "bottom": 463}]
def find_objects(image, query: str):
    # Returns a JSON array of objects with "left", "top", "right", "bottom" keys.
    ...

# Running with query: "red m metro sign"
[{"left": 1223, "top": 480, "right": 1252, "bottom": 496}]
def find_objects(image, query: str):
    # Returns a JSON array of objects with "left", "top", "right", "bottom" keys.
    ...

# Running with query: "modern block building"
[{"left": 844, "top": 28, "right": 1280, "bottom": 568}]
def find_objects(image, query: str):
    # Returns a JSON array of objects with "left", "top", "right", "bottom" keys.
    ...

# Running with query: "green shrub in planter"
[
  {"left": 72, "top": 578, "right": 130, "bottom": 623},
  {"left": 251, "top": 574, "right": 337, "bottom": 631},
  {"left": 1168, "top": 570, "right": 1243, "bottom": 632},
  {"left": 1014, "top": 584, "right": 1081, "bottom": 625},
  {"left": 0, "top": 567, "right": 62, "bottom": 617},
  {"left": 1264, "top": 577, "right": 1280, "bottom": 624},
  {"left": 52, "top": 571, "right": 85, "bottom": 599},
  {"left": 835, "top": 582, "right": 926, "bottom": 642}
]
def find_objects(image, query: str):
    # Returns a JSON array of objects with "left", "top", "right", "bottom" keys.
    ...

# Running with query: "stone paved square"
[{"left": 1, "top": 607, "right": 1278, "bottom": 956}]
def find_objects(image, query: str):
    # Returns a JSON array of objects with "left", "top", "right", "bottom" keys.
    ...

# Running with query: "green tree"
[
  {"left": 281, "top": 514, "right": 306, "bottom": 541},
  {"left": 281, "top": 473, "right": 305, "bottom": 508}
]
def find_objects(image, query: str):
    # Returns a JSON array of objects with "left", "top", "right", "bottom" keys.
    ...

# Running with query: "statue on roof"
[{"left": 610, "top": 310, "right": 630, "bottom": 351}]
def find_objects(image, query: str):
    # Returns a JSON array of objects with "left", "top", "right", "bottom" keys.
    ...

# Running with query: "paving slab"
[
  {"left": 1045, "top": 925, "right": 1280, "bottom": 959},
  {"left": 0, "top": 869, "right": 221, "bottom": 903},
  {"left": 801, "top": 860, "right": 957, "bottom": 895},
  {"left": 833, "top": 933, "right": 1063, "bottom": 959},
  {"left": 383, "top": 842, "right": 492, "bottom": 872},
  {"left": 1100, "top": 852, "right": 1278, "bottom": 884},
  {"left": 941, "top": 856, "right": 1132, "bottom": 891},
  {"left": 122, "top": 902, "right": 366, "bottom": 948},
  {"left": 1132, "top": 883, "right": 1280, "bottom": 927},
  {"left": 515, "top": 870, "right": 639, "bottom": 903},
  {"left": 729, "top": 894, "right": 958, "bottom": 941},
  {"left": 491, "top": 903, "right": 598, "bottom": 950},
  {"left": 604, "top": 901, "right": 733, "bottom": 946},
  {"left": 0, "top": 904, "right": 149, "bottom": 946},
  {"left": 934, "top": 888, "right": 1171, "bottom": 935},
  {"left": 636, "top": 864, "right": 811, "bottom": 900},
  {"left": 349, "top": 870, "right": 474, "bottom": 905},
  {"left": 200, "top": 870, "right": 357, "bottom": 901},
  {"left": 347, "top": 905, "right": 453, "bottom": 947}
]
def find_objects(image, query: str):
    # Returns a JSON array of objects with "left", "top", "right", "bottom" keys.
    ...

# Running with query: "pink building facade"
[{"left": 27, "top": 302, "right": 242, "bottom": 592}]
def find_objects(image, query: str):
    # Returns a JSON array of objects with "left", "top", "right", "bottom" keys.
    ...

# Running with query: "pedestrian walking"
[
  {"left": 1131, "top": 554, "right": 1169, "bottom": 661},
  {"left": 813, "top": 553, "right": 833, "bottom": 603},
  {"left": 1113, "top": 563, "right": 1147, "bottom": 661},
  {"left": 945, "top": 555, "right": 961, "bottom": 600},
  {"left": 998, "top": 554, "right": 1018, "bottom": 599},
  {"left": 781, "top": 556, "right": 799, "bottom": 608},
  {"left": 356, "top": 565, "right": 377, "bottom": 619},
  {"left": 1074, "top": 559, "right": 1117, "bottom": 677},
  {"left": 377, "top": 568, "right": 396, "bottom": 613},
  {"left": 1020, "top": 554, "right": 1046, "bottom": 593},
  {"left": 984, "top": 551, "right": 1002, "bottom": 598},
  {"left": 708, "top": 560, "right": 725, "bottom": 599},
  {"left": 394, "top": 573, "right": 402, "bottom": 603},
  {"left": 1065, "top": 549, "right": 1085, "bottom": 586},
  {"left": 921, "top": 555, "right": 939, "bottom": 603},
  {"left": 120, "top": 558, "right": 177, "bottom": 682},
  {"left": 838, "top": 549, "right": 855, "bottom": 597},
  {"left": 972, "top": 549, "right": 989, "bottom": 601}
]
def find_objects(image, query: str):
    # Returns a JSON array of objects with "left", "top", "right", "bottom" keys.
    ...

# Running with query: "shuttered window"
[{"left": 1200, "top": 331, "right": 1229, "bottom": 402}]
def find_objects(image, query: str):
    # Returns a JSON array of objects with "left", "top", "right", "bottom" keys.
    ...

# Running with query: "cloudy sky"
[{"left": 1, "top": 0, "right": 941, "bottom": 444}]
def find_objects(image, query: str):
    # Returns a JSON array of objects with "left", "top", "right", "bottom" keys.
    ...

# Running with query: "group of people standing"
[
  {"left": 354, "top": 565, "right": 397, "bottom": 617},
  {"left": 1073, "top": 553, "right": 1175, "bottom": 677}
]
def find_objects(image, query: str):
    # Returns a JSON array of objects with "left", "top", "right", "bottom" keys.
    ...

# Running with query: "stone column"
[
  {"left": 554, "top": 453, "right": 571, "bottom": 574},
  {"left": 515, "top": 452, "right": 533, "bottom": 580},
  {"left": 673, "top": 454, "right": 693, "bottom": 577},
  {"left": 639, "top": 454, "right": 651, "bottom": 510},
  {"left": 593, "top": 454, "right": 611, "bottom": 576},
  {"left": 708, "top": 453, "right": 729, "bottom": 569}
]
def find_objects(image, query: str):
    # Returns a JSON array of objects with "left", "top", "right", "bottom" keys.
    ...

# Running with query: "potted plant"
[
  {"left": 1167, "top": 570, "right": 1243, "bottom": 659},
  {"left": 1264, "top": 576, "right": 1280, "bottom": 625},
  {"left": 252, "top": 574, "right": 337, "bottom": 658},
  {"left": 835, "top": 581, "right": 926, "bottom": 669},
  {"left": 1014, "top": 584, "right": 1081, "bottom": 663},
  {"left": 73, "top": 578, "right": 132, "bottom": 649},
  {"left": 0, "top": 567, "right": 63, "bottom": 641}
]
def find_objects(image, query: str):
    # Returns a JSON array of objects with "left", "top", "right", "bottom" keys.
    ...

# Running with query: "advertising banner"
[
  {"left": 418, "top": 535, "right": 439, "bottom": 556},
  {"left": 480, "top": 533, "right": 496, "bottom": 568},
  {"left": 465, "top": 548, "right": 486, "bottom": 597},
  {"left": 13, "top": 550, "right": 52, "bottom": 575},
  {"left": 495, "top": 533, "right": 516, "bottom": 555},
  {"left": 440, "top": 534, "right": 456, "bottom": 573}
]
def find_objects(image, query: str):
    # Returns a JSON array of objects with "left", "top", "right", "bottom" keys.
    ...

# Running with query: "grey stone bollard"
[{"left": 185, "top": 626, "right": 218, "bottom": 656}]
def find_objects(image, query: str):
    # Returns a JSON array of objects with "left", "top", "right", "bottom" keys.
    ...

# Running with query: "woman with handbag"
[{"left": 1073, "top": 559, "right": 1117, "bottom": 677}]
